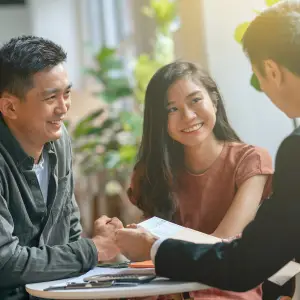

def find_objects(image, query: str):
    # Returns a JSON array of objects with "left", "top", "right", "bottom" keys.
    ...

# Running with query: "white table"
[{"left": 26, "top": 277, "right": 208, "bottom": 299}]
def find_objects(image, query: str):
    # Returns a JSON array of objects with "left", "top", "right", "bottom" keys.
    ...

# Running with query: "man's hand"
[
  {"left": 92, "top": 215, "right": 123, "bottom": 262},
  {"left": 115, "top": 226, "right": 157, "bottom": 262}
]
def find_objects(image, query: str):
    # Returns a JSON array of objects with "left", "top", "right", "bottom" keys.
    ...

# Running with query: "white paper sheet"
[
  {"left": 139, "top": 217, "right": 221, "bottom": 244},
  {"left": 268, "top": 261, "right": 300, "bottom": 286}
]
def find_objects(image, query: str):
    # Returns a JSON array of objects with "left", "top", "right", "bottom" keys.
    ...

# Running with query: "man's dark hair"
[
  {"left": 243, "top": 0, "right": 300, "bottom": 75},
  {"left": 0, "top": 35, "right": 67, "bottom": 98}
]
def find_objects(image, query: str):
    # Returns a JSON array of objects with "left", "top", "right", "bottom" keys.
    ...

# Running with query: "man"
[
  {"left": 116, "top": 0, "right": 300, "bottom": 294},
  {"left": 0, "top": 36, "right": 123, "bottom": 300}
]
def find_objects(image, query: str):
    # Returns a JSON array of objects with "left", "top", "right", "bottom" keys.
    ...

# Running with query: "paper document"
[
  {"left": 138, "top": 216, "right": 221, "bottom": 244},
  {"left": 268, "top": 261, "right": 300, "bottom": 286},
  {"left": 139, "top": 217, "right": 300, "bottom": 286}
]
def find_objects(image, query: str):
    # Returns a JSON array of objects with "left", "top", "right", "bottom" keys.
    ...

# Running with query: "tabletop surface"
[{"left": 26, "top": 277, "right": 208, "bottom": 299}]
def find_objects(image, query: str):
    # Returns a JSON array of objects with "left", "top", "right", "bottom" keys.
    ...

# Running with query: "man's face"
[
  {"left": 253, "top": 62, "right": 300, "bottom": 118},
  {"left": 14, "top": 64, "right": 72, "bottom": 145}
]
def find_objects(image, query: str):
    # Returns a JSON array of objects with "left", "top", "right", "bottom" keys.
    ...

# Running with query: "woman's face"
[{"left": 167, "top": 79, "right": 217, "bottom": 147}]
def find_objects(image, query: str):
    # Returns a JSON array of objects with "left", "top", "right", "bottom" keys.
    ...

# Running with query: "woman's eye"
[{"left": 192, "top": 97, "right": 202, "bottom": 104}]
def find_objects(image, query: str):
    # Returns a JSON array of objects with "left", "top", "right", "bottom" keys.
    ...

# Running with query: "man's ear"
[
  {"left": 0, "top": 92, "right": 19, "bottom": 120},
  {"left": 264, "top": 59, "right": 284, "bottom": 88}
]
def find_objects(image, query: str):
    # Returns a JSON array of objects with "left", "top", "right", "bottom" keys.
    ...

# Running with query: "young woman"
[{"left": 127, "top": 61, "right": 273, "bottom": 300}]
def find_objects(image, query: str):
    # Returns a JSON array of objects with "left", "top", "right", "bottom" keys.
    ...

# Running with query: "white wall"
[
  {"left": 28, "top": 0, "right": 82, "bottom": 88},
  {"left": 202, "top": 0, "right": 293, "bottom": 160},
  {"left": 0, "top": 1, "right": 82, "bottom": 88},
  {"left": 0, "top": 4, "right": 31, "bottom": 44}
]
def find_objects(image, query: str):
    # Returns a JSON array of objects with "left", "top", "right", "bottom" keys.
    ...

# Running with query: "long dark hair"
[{"left": 132, "top": 61, "right": 241, "bottom": 220}]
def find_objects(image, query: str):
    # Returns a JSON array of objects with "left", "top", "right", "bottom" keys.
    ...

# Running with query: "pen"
[
  {"left": 44, "top": 281, "right": 113, "bottom": 291},
  {"left": 44, "top": 280, "right": 139, "bottom": 291},
  {"left": 97, "top": 262, "right": 129, "bottom": 268}
]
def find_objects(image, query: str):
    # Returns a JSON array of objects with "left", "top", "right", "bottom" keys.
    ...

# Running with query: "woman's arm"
[{"left": 212, "top": 175, "right": 269, "bottom": 239}]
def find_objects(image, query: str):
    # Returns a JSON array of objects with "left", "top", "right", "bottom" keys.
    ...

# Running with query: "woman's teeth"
[{"left": 182, "top": 123, "right": 203, "bottom": 133}]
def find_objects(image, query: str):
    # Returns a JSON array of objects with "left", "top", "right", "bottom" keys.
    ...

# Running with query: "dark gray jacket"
[{"left": 0, "top": 115, "right": 97, "bottom": 300}]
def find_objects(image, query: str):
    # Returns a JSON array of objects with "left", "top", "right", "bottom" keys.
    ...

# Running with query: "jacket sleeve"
[
  {"left": 155, "top": 134, "right": 300, "bottom": 292},
  {"left": 68, "top": 153, "right": 83, "bottom": 242},
  {"left": 0, "top": 192, "right": 97, "bottom": 288},
  {"left": 66, "top": 125, "right": 83, "bottom": 242}
]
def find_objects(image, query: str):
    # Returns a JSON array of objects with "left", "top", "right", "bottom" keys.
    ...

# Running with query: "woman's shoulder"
[
  {"left": 226, "top": 142, "right": 272, "bottom": 164},
  {"left": 224, "top": 142, "right": 273, "bottom": 185},
  {"left": 127, "top": 162, "right": 146, "bottom": 206}
]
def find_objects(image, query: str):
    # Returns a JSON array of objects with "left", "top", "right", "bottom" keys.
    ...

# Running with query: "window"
[{"left": 80, "top": 0, "right": 133, "bottom": 50}]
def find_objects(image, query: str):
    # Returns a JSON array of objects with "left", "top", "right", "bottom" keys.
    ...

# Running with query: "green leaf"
[
  {"left": 73, "top": 126, "right": 105, "bottom": 138},
  {"left": 119, "top": 145, "right": 137, "bottom": 163},
  {"left": 265, "top": 0, "right": 281, "bottom": 7},
  {"left": 142, "top": 6, "right": 154, "bottom": 18},
  {"left": 234, "top": 22, "right": 250, "bottom": 44},
  {"left": 250, "top": 73, "right": 261, "bottom": 91},
  {"left": 100, "top": 91, "right": 118, "bottom": 103},
  {"left": 96, "top": 47, "right": 116, "bottom": 63},
  {"left": 106, "top": 139, "right": 122, "bottom": 151},
  {"left": 72, "top": 109, "right": 105, "bottom": 138},
  {"left": 75, "top": 141, "right": 100, "bottom": 153},
  {"left": 149, "top": 0, "right": 177, "bottom": 26},
  {"left": 63, "top": 119, "right": 70, "bottom": 130},
  {"left": 120, "top": 112, "right": 143, "bottom": 138},
  {"left": 100, "top": 59, "right": 123, "bottom": 71},
  {"left": 73, "top": 116, "right": 116, "bottom": 139},
  {"left": 81, "top": 109, "right": 105, "bottom": 123}
]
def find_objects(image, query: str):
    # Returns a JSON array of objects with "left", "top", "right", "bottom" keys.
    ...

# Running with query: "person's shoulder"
[
  {"left": 0, "top": 143, "right": 10, "bottom": 170},
  {"left": 0, "top": 151, "right": 6, "bottom": 193},
  {"left": 127, "top": 162, "right": 145, "bottom": 206},
  {"left": 226, "top": 142, "right": 271, "bottom": 162},
  {"left": 277, "top": 127, "right": 300, "bottom": 154},
  {"left": 291, "top": 125, "right": 300, "bottom": 137},
  {"left": 275, "top": 127, "right": 300, "bottom": 166}
]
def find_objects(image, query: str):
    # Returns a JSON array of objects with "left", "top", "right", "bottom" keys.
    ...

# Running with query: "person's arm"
[
  {"left": 0, "top": 191, "right": 98, "bottom": 288},
  {"left": 67, "top": 128, "right": 83, "bottom": 242},
  {"left": 68, "top": 157, "right": 82, "bottom": 242},
  {"left": 154, "top": 134, "right": 300, "bottom": 292},
  {"left": 212, "top": 175, "right": 269, "bottom": 238},
  {"left": 69, "top": 192, "right": 83, "bottom": 242}
]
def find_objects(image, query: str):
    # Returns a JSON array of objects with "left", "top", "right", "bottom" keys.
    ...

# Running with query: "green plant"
[
  {"left": 234, "top": 0, "right": 281, "bottom": 91},
  {"left": 71, "top": 0, "right": 179, "bottom": 178},
  {"left": 71, "top": 47, "right": 141, "bottom": 175},
  {"left": 134, "top": 0, "right": 178, "bottom": 103}
]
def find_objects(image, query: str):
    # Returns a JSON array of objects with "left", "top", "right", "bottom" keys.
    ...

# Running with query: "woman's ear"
[
  {"left": 211, "top": 92, "right": 218, "bottom": 113},
  {"left": 212, "top": 101, "right": 218, "bottom": 113},
  {"left": 0, "top": 93, "right": 19, "bottom": 120}
]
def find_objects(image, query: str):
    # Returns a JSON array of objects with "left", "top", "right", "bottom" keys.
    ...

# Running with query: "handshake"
[{"left": 91, "top": 216, "right": 158, "bottom": 262}]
